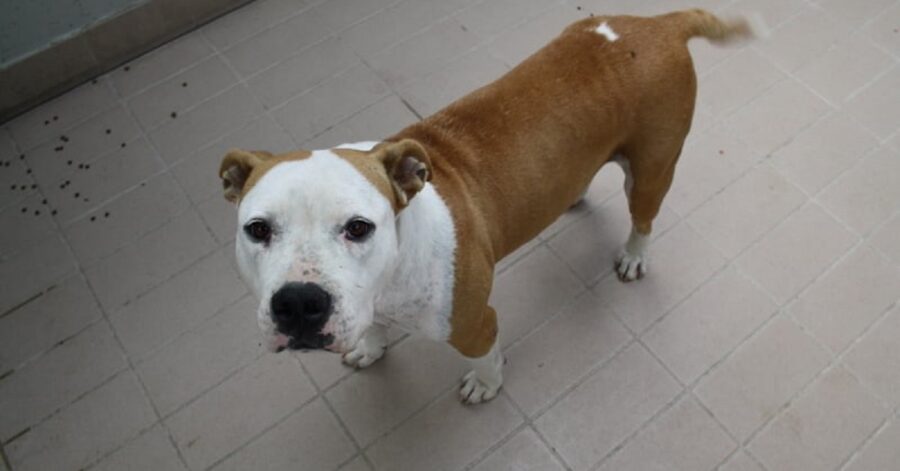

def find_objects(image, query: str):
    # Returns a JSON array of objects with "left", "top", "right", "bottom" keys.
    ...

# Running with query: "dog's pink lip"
[{"left": 267, "top": 333, "right": 290, "bottom": 353}]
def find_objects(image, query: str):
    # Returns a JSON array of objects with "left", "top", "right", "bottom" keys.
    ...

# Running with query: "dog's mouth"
[{"left": 269, "top": 331, "right": 336, "bottom": 353}]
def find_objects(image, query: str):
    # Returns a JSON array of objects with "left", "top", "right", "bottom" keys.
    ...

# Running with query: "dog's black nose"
[{"left": 271, "top": 282, "right": 332, "bottom": 326}]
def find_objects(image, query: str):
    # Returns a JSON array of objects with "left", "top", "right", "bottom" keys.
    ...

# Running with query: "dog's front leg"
[
  {"left": 460, "top": 340, "right": 504, "bottom": 404},
  {"left": 342, "top": 323, "right": 388, "bottom": 368}
]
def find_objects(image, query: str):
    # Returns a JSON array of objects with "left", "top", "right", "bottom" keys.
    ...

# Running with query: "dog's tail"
[{"left": 671, "top": 9, "right": 766, "bottom": 44}]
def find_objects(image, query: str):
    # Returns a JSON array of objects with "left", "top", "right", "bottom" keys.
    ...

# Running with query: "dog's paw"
[
  {"left": 342, "top": 342, "right": 385, "bottom": 369},
  {"left": 459, "top": 370, "right": 501, "bottom": 404},
  {"left": 615, "top": 251, "right": 647, "bottom": 282}
]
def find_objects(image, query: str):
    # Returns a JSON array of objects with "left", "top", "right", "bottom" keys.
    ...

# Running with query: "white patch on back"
[{"left": 594, "top": 22, "right": 619, "bottom": 42}]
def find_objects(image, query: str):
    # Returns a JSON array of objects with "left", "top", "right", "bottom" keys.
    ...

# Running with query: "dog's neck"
[{"left": 374, "top": 184, "right": 457, "bottom": 341}]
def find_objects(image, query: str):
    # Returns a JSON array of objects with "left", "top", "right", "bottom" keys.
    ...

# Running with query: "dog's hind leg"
[{"left": 615, "top": 140, "right": 683, "bottom": 282}]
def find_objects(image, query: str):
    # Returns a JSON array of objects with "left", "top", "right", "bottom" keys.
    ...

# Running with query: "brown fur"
[
  {"left": 385, "top": 10, "right": 749, "bottom": 357},
  {"left": 220, "top": 10, "right": 749, "bottom": 359}
]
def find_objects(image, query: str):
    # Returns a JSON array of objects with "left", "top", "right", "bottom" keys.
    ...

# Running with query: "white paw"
[
  {"left": 615, "top": 251, "right": 647, "bottom": 282},
  {"left": 342, "top": 342, "right": 385, "bottom": 369},
  {"left": 459, "top": 370, "right": 501, "bottom": 404}
]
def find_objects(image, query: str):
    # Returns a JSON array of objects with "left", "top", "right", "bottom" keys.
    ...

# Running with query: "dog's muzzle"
[{"left": 270, "top": 282, "right": 334, "bottom": 351}]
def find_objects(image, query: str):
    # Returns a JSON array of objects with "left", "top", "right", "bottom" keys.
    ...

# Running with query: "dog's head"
[{"left": 219, "top": 140, "right": 432, "bottom": 353}]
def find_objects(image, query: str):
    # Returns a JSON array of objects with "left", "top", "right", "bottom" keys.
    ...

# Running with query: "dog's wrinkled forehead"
[{"left": 239, "top": 150, "right": 393, "bottom": 220}]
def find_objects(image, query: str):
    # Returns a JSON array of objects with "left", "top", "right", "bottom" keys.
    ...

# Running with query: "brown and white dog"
[{"left": 219, "top": 10, "right": 752, "bottom": 403}]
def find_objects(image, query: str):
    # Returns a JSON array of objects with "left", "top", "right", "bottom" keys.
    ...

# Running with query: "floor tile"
[
  {"left": 0, "top": 321, "right": 127, "bottom": 441},
  {"left": 719, "top": 450, "right": 764, "bottom": 471},
  {"left": 110, "top": 32, "right": 215, "bottom": 98},
  {"left": 247, "top": 36, "right": 359, "bottom": 108},
  {"left": 666, "top": 125, "right": 759, "bottom": 216},
  {"left": 84, "top": 208, "right": 217, "bottom": 311},
  {"left": 870, "top": 213, "right": 900, "bottom": 265},
  {"left": 272, "top": 64, "right": 390, "bottom": 144},
  {"left": 0, "top": 191, "right": 59, "bottom": 257},
  {"left": 369, "top": 18, "right": 481, "bottom": 87},
  {"left": 213, "top": 399, "right": 354, "bottom": 471},
  {"left": 694, "top": 316, "right": 832, "bottom": 441},
  {"left": 490, "top": 245, "right": 584, "bottom": 347},
  {"left": 486, "top": 4, "right": 583, "bottom": 67},
  {"left": 748, "top": 366, "right": 887, "bottom": 471},
  {"left": 302, "top": 94, "right": 419, "bottom": 149},
  {"left": 0, "top": 275, "right": 102, "bottom": 373},
  {"left": 0, "top": 234, "right": 77, "bottom": 316},
  {"left": 844, "top": 66, "right": 900, "bottom": 141},
  {"left": 724, "top": 0, "right": 806, "bottom": 30},
  {"left": 546, "top": 194, "right": 679, "bottom": 285},
  {"left": 203, "top": 0, "right": 317, "bottom": 50},
  {"left": 148, "top": 85, "right": 265, "bottom": 163},
  {"left": 197, "top": 196, "right": 239, "bottom": 244},
  {"left": 310, "top": 0, "right": 401, "bottom": 32},
  {"left": 338, "top": 456, "right": 373, "bottom": 471},
  {"left": 171, "top": 114, "right": 295, "bottom": 204},
  {"left": 166, "top": 353, "right": 315, "bottom": 470},
  {"left": 863, "top": 2, "right": 900, "bottom": 56},
  {"left": 470, "top": 428, "right": 564, "bottom": 471},
  {"left": 341, "top": 0, "right": 476, "bottom": 57},
  {"left": 24, "top": 105, "right": 142, "bottom": 189},
  {"left": 326, "top": 336, "right": 466, "bottom": 446},
  {"left": 790, "top": 244, "right": 900, "bottom": 354},
  {"left": 110, "top": 247, "right": 248, "bottom": 359},
  {"left": 504, "top": 292, "right": 631, "bottom": 416},
  {"left": 795, "top": 33, "right": 893, "bottom": 105},
  {"left": 62, "top": 172, "right": 188, "bottom": 264},
  {"left": 737, "top": 203, "right": 857, "bottom": 305},
  {"left": 536, "top": 343, "right": 681, "bottom": 471},
  {"left": 770, "top": 111, "right": 878, "bottom": 195},
  {"left": 596, "top": 396, "right": 735, "bottom": 471},
  {"left": 724, "top": 80, "right": 831, "bottom": 157},
  {"left": 819, "top": 146, "right": 900, "bottom": 235},
  {"left": 136, "top": 295, "right": 262, "bottom": 416},
  {"left": 844, "top": 418, "right": 900, "bottom": 471},
  {"left": 396, "top": 47, "right": 509, "bottom": 118},
  {"left": 42, "top": 137, "right": 164, "bottom": 225},
  {"left": 594, "top": 222, "right": 726, "bottom": 334},
  {"left": 5, "top": 371, "right": 156, "bottom": 471},
  {"left": 844, "top": 305, "right": 900, "bottom": 407},
  {"left": 222, "top": 8, "right": 332, "bottom": 78},
  {"left": 755, "top": 7, "right": 852, "bottom": 72},
  {"left": 688, "top": 165, "right": 806, "bottom": 259},
  {"left": 366, "top": 390, "right": 522, "bottom": 471},
  {"left": 90, "top": 425, "right": 187, "bottom": 471},
  {"left": 815, "top": 0, "right": 895, "bottom": 29},
  {"left": 696, "top": 48, "right": 784, "bottom": 121},
  {"left": 7, "top": 79, "right": 118, "bottom": 150},
  {"left": 643, "top": 267, "right": 776, "bottom": 385},
  {"left": 127, "top": 56, "right": 238, "bottom": 130},
  {"left": 454, "top": 0, "right": 552, "bottom": 40}
]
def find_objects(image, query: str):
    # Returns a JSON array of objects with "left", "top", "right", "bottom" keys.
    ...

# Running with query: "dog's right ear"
[{"left": 219, "top": 149, "right": 273, "bottom": 203}]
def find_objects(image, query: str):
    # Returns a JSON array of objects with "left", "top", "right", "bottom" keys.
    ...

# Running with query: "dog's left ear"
[
  {"left": 374, "top": 139, "right": 432, "bottom": 208},
  {"left": 219, "top": 149, "right": 273, "bottom": 203}
]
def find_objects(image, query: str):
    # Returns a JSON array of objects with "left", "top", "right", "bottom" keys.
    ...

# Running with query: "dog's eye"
[
  {"left": 344, "top": 218, "right": 374, "bottom": 242},
  {"left": 244, "top": 220, "right": 272, "bottom": 243}
]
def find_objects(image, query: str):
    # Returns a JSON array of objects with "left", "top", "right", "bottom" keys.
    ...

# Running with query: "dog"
[{"left": 219, "top": 10, "right": 752, "bottom": 404}]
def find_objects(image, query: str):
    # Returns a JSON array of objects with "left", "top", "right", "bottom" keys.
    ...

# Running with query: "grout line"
[{"left": 0, "top": 442, "right": 10, "bottom": 470}]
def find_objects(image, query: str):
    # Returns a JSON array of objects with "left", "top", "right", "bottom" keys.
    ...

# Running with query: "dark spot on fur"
[{"left": 630, "top": 51, "right": 636, "bottom": 58}]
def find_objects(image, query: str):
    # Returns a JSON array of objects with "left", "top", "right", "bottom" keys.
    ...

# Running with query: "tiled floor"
[{"left": 1, "top": 0, "right": 899, "bottom": 469}]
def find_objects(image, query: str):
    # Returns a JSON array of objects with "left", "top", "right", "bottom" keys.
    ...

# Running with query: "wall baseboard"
[{"left": 0, "top": 0, "right": 253, "bottom": 124}]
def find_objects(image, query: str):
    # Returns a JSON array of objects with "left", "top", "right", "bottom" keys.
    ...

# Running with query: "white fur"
[
  {"left": 342, "top": 323, "right": 388, "bottom": 368},
  {"left": 235, "top": 144, "right": 457, "bottom": 356},
  {"left": 460, "top": 342, "right": 503, "bottom": 404},
  {"left": 616, "top": 227, "right": 649, "bottom": 281},
  {"left": 594, "top": 22, "right": 619, "bottom": 42},
  {"left": 236, "top": 150, "right": 399, "bottom": 353}
]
